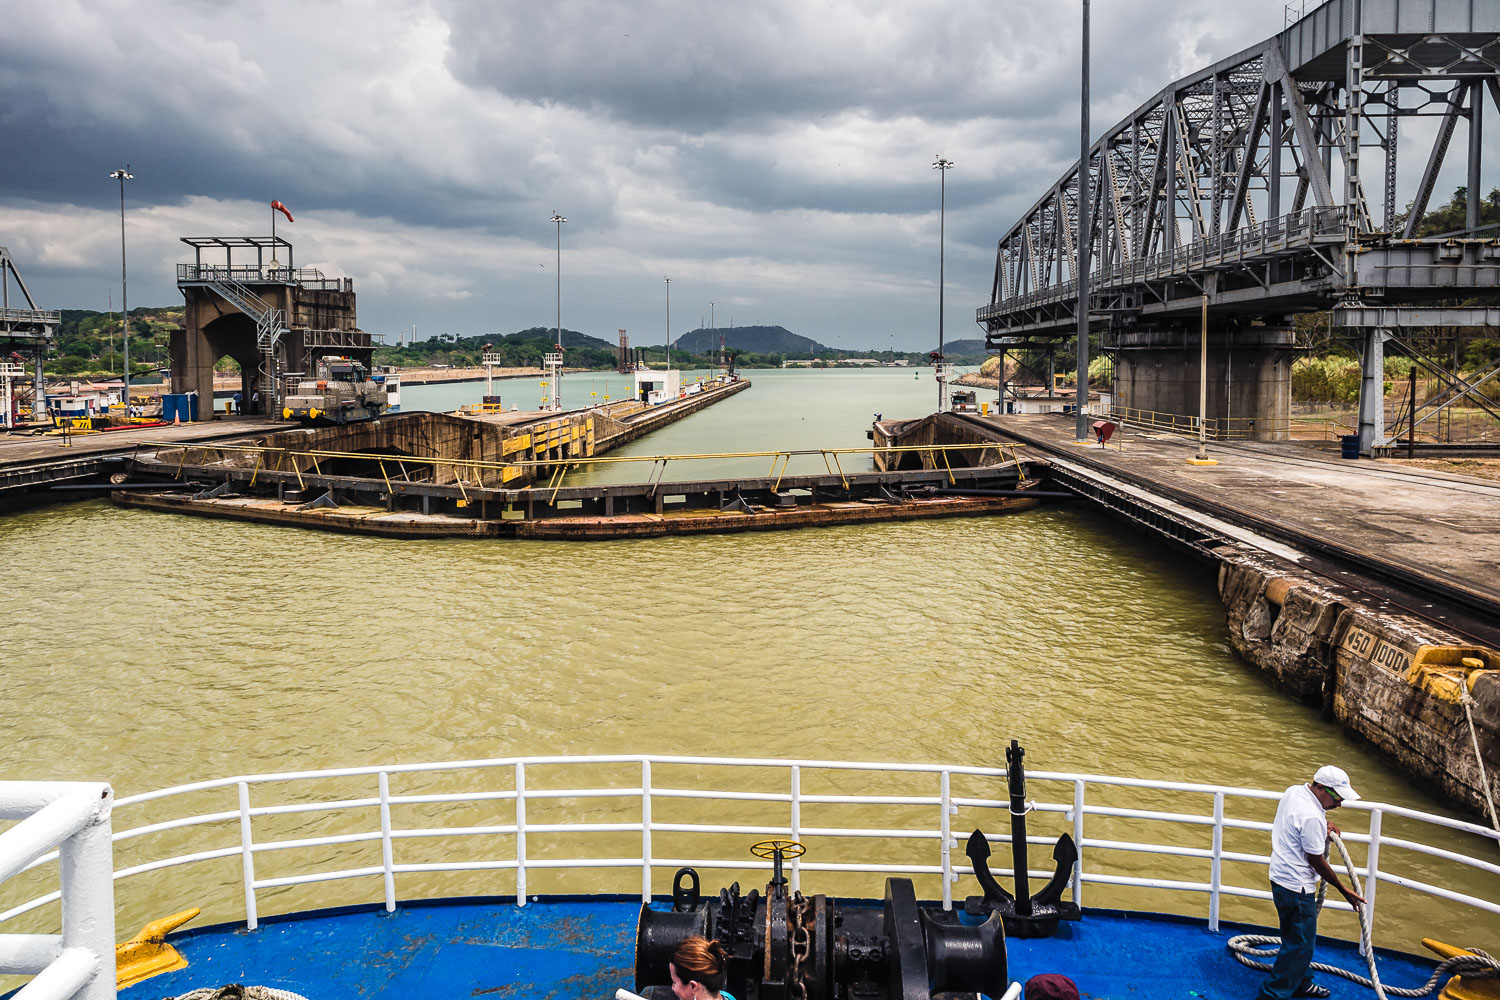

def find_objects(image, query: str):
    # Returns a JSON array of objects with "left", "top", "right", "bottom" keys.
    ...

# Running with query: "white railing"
[
  {"left": 0, "top": 782, "right": 115, "bottom": 1000},
  {"left": 3, "top": 756, "right": 1498, "bottom": 960}
]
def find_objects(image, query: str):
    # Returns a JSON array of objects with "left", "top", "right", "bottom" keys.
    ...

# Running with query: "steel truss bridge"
[
  {"left": 980, "top": 0, "right": 1500, "bottom": 451},
  {"left": 0, "top": 248, "right": 59, "bottom": 428}
]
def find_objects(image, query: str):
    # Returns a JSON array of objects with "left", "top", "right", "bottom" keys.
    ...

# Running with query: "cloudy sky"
[{"left": 2, "top": 0, "right": 1291, "bottom": 349}]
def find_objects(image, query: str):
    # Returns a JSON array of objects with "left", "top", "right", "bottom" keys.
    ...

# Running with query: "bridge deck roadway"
[{"left": 967, "top": 413, "right": 1500, "bottom": 634}]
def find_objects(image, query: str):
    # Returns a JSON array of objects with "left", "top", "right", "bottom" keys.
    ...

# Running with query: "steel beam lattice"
[{"left": 981, "top": 0, "right": 1500, "bottom": 349}]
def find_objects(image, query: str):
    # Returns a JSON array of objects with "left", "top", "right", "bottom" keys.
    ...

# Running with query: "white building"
[
  {"left": 634, "top": 368, "right": 681, "bottom": 405},
  {"left": 1007, "top": 385, "right": 1113, "bottom": 415}
]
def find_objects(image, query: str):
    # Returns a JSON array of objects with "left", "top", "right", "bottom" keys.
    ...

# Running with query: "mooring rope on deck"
[
  {"left": 1227, "top": 833, "right": 1500, "bottom": 997},
  {"left": 1460, "top": 683, "right": 1500, "bottom": 837}
]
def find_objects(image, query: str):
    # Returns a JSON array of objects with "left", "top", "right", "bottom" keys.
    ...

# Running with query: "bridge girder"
[{"left": 981, "top": 0, "right": 1500, "bottom": 348}]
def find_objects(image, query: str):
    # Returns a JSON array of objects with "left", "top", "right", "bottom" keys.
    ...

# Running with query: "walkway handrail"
[
  {"left": 140, "top": 439, "right": 1026, "bottom": 497},
  {"left": 2, "top": 756, "right": 1495, "bottom": 959},
  {"left": 140, "top": 441, "right": 1023, "bottom": 472},
  {"left": 0, "top": 782, "right": 116, "bottom": 1000}
]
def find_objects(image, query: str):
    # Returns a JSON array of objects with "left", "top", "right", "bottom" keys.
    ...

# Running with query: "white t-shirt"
[{"left": 1268, "top": 783, "right": 1328, "bottom": 892}]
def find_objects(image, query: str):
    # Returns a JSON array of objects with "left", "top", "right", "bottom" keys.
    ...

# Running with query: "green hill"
[
  {"left": 942, "top": 338, "right": 989, "bottom": 359},
  {"left": 673, "top": 325, "right": 827, "bottom": 355},
  {"left": 373, "top": 327, "right": 617, "bottom": 369}
]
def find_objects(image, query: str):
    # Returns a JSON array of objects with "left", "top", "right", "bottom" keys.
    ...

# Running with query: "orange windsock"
[{"left": 271, "top": 200, "right": 294, "bottom": 223}]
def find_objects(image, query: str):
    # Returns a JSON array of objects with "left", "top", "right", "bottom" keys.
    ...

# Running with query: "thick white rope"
[
  {"left": 1460, "top": 685, "right": 1500, "bottom": 836},
  {"left": 1227, "top": 833, "right": 1500, "bottom": 998}
]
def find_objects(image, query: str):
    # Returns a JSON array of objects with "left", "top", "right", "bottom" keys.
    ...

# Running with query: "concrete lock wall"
[
  {"left": 1219, "top": 552, "right": 1500, "bottom": 817},
  {"left": 1113, "top": 326, "right": 1293, "bottom": 441}
]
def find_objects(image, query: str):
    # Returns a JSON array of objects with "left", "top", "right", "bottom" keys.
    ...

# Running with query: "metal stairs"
[
  {"left": 201, "top": 270, "right": 288, "bottom": 408},
  {"left": 202, "top": 271, "right": 286, "bottom": 351}
]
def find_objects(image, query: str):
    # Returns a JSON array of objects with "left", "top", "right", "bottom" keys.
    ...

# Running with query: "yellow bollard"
[
  {"left": 116, "top": 908, "right": 200, "bottom": 988},
  {"left": 1423, "top": 939, "right": 1500, "bottom": 1000}
]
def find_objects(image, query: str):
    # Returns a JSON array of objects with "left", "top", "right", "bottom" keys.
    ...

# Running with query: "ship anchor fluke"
[{"left": 963, "top": 739, "right": 1082, "bottom": 938}]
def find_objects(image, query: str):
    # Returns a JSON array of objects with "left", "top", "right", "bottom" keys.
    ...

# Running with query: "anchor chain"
[{"left": 789, "top": 890, "right": 812, "bottom": 1000}]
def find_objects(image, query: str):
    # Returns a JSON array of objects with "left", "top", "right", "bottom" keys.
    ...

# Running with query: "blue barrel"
[{"left": 1340, "top": 434, "right": 1360, "bottom": 459}]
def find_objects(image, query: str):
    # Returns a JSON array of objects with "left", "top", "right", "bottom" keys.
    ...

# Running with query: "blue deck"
[{"left": 117, "top": 897, "right": 1441, "bottom": 1000}]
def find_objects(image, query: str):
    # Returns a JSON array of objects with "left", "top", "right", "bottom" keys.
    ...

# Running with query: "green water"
[{"left": 0, "top": 368, "right": 1494, "bottom": 959}]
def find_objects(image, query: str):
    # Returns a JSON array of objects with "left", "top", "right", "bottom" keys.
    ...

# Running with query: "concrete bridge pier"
[
  {"left": 172, "top": 303, "right": 273, "bottom": 414},
  {"left": 1111, "top": 323, "right": 1295, "bottom": 441},
  {"left": 1357, "top": 328, "right": 1390, "bottom": 456}
]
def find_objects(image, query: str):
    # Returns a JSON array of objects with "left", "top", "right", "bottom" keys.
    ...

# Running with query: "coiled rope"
[
  {"left": 165, "top": 986, "right": 313, "bottom": 1000},
  {"left": 1228, "top": 833, "right": 1500, "bottom": 998}
]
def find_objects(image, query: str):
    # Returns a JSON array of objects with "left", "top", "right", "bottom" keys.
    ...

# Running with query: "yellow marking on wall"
[
  {"left": 1345, "top": 628, "right": 1500, "bottom": 703},
  {"left": 502, "top": 433, "right": 532, "bottom": 456},
  {"left": 1340, "top": 627, "right": 1414, "bottom": 675}
]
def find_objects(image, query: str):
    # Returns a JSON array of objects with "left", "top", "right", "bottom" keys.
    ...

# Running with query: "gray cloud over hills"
[{"left": 2, "top": 0, "right": 1283, "bottom": 348}]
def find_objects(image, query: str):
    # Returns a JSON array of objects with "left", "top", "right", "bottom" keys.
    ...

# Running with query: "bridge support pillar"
[
  {"left": 170, "top": 302, "right": 219, "bottom": 411},
  {"left": 1357, "top": 328, "right": 1390, "bottom": 456},
  {"left": 1112, "top": 324, "right": 1294, "bottom": 440}
]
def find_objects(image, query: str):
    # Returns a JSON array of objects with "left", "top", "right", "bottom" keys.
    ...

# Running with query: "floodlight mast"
[
  {"left": 933, "top": 156, "right": 953, "bottom": 412},
  {"left": 110, "top": 166, "right": 134, "bottom": 411},
  {"left": 551, "top": 212, "right": 566, "bottom": 408},
  {"left": 1075, "top": 0, "right": 1092, "bottom": 441},
  {"left": 663, "top": 277, "right": 672, "bottom": 371}
]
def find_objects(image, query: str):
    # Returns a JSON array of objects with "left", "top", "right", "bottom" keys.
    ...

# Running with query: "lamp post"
[
  {"left": 551, "top": 212, "right": 566, "bottom": 407},
  {"left": 933, "top": 156, "right": 953, "bottom": 412},
  {"left": 110, "top": 166, "right": 133, "bottom": 411},
  {"left": 1074, "top": 0, "right": 1092, "bottom": 442},
  {"left": 663, "top": 277, "right": 672, "bottom": 371}
]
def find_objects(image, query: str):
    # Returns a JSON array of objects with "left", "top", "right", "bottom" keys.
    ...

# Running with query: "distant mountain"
[{"left": 673, "top": 325, "right": 828, "bottom": 355}]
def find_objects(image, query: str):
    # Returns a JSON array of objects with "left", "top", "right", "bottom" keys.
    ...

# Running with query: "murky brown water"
[{"left": 1, "top": 369, "right": 1494, "bottom": 971}]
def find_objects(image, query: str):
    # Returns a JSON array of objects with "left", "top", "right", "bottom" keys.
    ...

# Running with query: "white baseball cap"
[{"left": 1314, "top": 765, "right": 1361, "bottom": 803}]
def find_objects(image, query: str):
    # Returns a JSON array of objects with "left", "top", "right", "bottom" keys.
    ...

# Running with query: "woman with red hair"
[{"left": 668, "top": 936, "right": 736, "bottom": 1000}]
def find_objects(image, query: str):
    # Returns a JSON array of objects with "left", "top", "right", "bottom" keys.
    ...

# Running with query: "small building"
[
  {"left": 634, "top": 368, "right": 681, "bottom": 405},
  {"left": 45, "top": 384, "right": 121, "bottom": 418},
  {"left": 1007, "top": 385, "right": 1112, "bottom": 415}
]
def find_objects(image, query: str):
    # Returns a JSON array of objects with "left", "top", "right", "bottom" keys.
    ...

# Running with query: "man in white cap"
[{"left": 1254, "top": 765, "right": 1366, "bottom": 1000}]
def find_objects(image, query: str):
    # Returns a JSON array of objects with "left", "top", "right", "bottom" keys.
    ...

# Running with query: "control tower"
[
  {"left": 0, "top": 248, "right": 60, "bottom": 425},
  {"left": 172, "top": 237, "right": 369, "bottom": 415}
]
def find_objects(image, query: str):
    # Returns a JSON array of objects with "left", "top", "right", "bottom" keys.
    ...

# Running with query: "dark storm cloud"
[{"left": 1, "top": 0, "right": 1294, "bottom": 344}]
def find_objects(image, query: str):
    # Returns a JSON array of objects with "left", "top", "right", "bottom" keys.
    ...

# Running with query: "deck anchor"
[
  {"left": 964, "top": 739, "right": 1081, "bottom": 938},
  {"left": 297, "top": 489, "right": 341, "bottom": 511},
  {"left": 719, "top": 491, "right": 756, "bottom": 514},
  {"left": 192, "top": 478, "right": 234, "bottom": 500}
]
